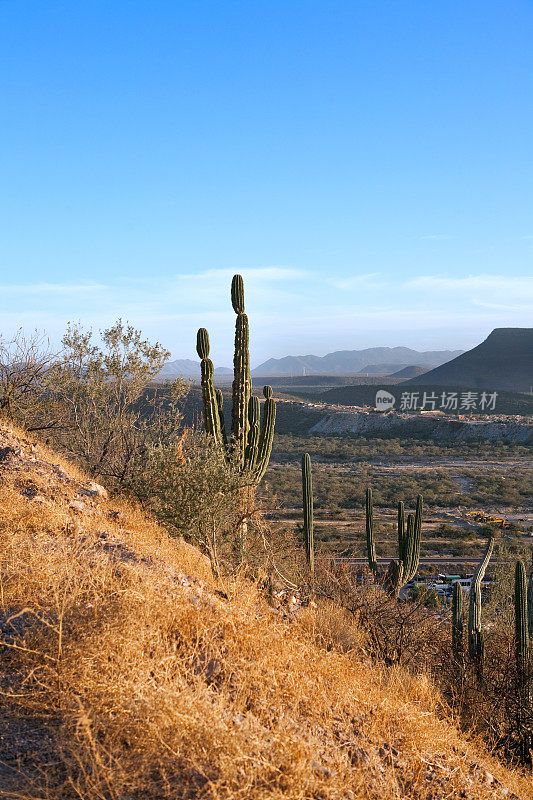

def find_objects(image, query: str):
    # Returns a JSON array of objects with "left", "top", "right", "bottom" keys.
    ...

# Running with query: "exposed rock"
[
  {"left": 310, "top": 409, "right": 532, "bottom": 444},
  {"left": 0, "top": 446, "right": 17, "bottom": 463},
  {"left": 79, "top": 481, "right": 108, "bottom": 500}
]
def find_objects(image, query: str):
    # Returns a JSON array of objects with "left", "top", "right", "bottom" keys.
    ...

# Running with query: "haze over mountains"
[
  {"left": 158, "top": 346, "right": 463, "bottom": 380},
  {"left": 251, "top": 347, "right": 462, "bottom": 376}
]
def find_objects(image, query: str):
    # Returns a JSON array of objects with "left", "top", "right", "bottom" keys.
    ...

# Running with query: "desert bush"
[
  {"left": 272, "top": 433, "right": 530, "bottom": 463},
  {"left": 311, "top": 560, "right": 445, "bottom": 670},
  {"left": 0, "top": 327, "right": 60, "bottom": 430},
  {"left": 141, "top": 429, "right": 301, "bottom": 580},
  {"left": 46, "top": 319, "right": 188, "bottom": 488},
  {"left": 0, "top": 320, "right": 189, "bottom": 491},
  {"left": 309, "top": 552, "right": 533, "bottom": 763},
  {"left": 138, "top": 430, "right": 246, "bottom": 577}
]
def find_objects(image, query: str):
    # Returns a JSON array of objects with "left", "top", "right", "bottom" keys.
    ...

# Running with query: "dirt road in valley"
[
  {"left": 334, "top": 556, "right": 514, "bottom": 566},
  {"left": 272, "top": 455, "right": 530, "bottom": 470}
]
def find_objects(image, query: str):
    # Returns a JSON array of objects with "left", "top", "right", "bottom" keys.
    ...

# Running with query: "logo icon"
[{"left": 375, "top": 390, "right": 396, "bottom": 411}]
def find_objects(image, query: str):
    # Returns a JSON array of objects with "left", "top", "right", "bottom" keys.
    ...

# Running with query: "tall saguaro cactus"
[
  {"left": 468, "top": 536, "right": 494, "bottom": 684},
  {"left": 365, "top": 490, "right": 423, "bottom": 596},
  {"left": 196, "top": 275, "right": 276, "bottom": 490},
  {"left": 301, "top": 453, "right": 314, "bottom": 577}
]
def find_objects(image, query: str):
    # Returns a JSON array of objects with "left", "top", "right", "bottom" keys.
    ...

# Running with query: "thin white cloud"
[
  {"left": 472, "top": 299, "right": 533, "bottom": 311},
  {"left": 406, "top": 274, "right": 533, "bottom": 296},
  {"left": 0, "top": 282, "right": 107, "bottom": 295},
  {"left": 418, "top": 234, "right": 451, "bottom": 240}
]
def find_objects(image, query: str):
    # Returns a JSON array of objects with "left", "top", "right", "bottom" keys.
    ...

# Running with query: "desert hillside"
[
  {"left": 0, "top": 419, "right": 530, "bottom": 799},
  {"left": 406, "top": 328, "right": 533, "bottom": 392}
]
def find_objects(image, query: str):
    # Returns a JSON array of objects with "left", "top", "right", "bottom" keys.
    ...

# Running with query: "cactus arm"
[
  {"left": 231, "top": 275, "right": 251, "bottom": 468},
  {"left": 301, "top": 453, "right": 314, "bottom": 576},
  {"left": 468, "top": 536, "right": 494, "bottom": 668},
  {"left": 254, "top": 386, "right": 276, "bottom": 483},
  {"left": 196, "top": 328, "right": 223, "bottom": 449},
  {"left": 397, "top": 501, "right": 405, "bottom": 563},
  {"left": 406, "top": 494, "right": 423, "bottom": 583},
  {"left": 452, "top": 581, "right": 464, "bottom": 663},
  {"left": 401, "top": 514, "right": 416, "bottom": 583},
  {"left": 244, "top": 395, "right": 260, "bottom": 473},
  {"left": 365, "top": 488, "right": 378, "bottom": 576},
  {"left": 215, "top": 389, "right": 229, "bottom": 452}
]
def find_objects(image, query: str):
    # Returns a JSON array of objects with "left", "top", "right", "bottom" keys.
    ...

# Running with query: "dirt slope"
[{"left": 0, "top": 420, "right": 531, "bottom": 799}]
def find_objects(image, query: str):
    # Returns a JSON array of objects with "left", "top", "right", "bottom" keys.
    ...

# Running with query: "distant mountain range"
[
  {"left": 405, "top": 328, "right": 533, "bottom": 392},
  {"left": 251, "top": 347, "right": 463, "bottom": 377},
  {"left": 157, "top": 346, "right": 462, "bottom": 380},
  {"left": 159, "top": 329, "right": 532, "bottom": 395}
]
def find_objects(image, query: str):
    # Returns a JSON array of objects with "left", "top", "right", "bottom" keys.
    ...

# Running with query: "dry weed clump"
[{"left": 0, "top": 421, "right": 532, "bottom": 799}]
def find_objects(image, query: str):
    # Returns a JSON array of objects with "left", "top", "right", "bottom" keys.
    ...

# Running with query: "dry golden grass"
[{"left": 0, "top": 419, "right": 531, "bottom": 799}]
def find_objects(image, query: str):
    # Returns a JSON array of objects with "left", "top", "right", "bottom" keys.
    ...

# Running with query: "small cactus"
[
  {"left": 468, "top": 536, "right": 494, "bottom": 684},
  {"left": 452, "top": 581, "right": 464, "bottom": 664},
  {"left": 365, "top": 488, "right": 378, "bottom": 577},
  {"left": 301, "top": 453, "right": 314, "bottom": 577},
  {"left": 402, "top": 495, "right": 423, "bottom": 585},
  {"left": 515, "top": 561, "right": 530, "bottom": 682},
  {"left": 366, "top": 489, "right": 423, "bottom": 596},
  {"left": 527, "top": 571, "right": 533, "bottom": 641},
  {"left": 515, "top": 560, "right": 532, "bottom": 760}
]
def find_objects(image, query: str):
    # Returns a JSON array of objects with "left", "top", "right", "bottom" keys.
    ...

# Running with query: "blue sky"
[{"left": 0, "top": 1, "right": 532, "bottom": 366}]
